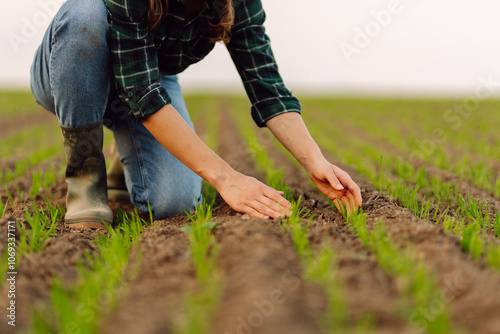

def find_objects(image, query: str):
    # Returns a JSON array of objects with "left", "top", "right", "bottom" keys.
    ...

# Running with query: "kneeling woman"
[{"left": 30, "top": 0, "right": 362, "bottom": 229}]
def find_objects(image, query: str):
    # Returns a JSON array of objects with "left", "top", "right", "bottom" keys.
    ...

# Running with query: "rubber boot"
[
  {"left": 107, "top": 143, "right": 130, "bottom": 203},
  {"left": 61, "top": 120, "right": 113, "bottom": 229}
]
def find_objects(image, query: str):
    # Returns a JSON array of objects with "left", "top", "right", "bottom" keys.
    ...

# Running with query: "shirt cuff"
[
  {"left": 251, "top": 97, "right": 302, "bottom": 127},
  {"left": 126, "top": 85, "right": 172, "bottom": 121}
]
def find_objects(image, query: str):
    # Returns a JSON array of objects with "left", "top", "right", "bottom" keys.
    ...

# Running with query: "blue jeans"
[{"left": 30, "top": 0, "right": 202, "bottom": 220}]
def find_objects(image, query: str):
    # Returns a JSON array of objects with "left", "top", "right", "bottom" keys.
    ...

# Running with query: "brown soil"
[
  {"left": 100, "top": 217, "right": 197, "bottom": 334},
  {"left": 213, "top": 217, "right": 323, "bottom": 334}
]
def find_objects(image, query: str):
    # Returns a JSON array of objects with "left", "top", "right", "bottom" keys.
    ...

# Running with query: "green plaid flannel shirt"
[{"left": 103, "top": 0, "right": 301, "bottom": 126}]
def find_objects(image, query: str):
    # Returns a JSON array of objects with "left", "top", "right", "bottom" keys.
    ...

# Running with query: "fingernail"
[{"left": 336, "top": 184, "right": 344, "bottom": 190}]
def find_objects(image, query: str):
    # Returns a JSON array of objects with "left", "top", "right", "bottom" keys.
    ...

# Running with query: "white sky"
[{"left": 1, "top": 0, "right": 500, "bottom": 96}]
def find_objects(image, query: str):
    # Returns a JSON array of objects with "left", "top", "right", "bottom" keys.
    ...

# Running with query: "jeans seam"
[
  {"left": 125, "top": 118, "right": 150, "bottom": 213},
  {"left": 48, "top": 9, "right": 64, "bottom": 102}
]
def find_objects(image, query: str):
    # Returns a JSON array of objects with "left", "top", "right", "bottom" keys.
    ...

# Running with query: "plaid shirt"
[{"left": 103, "top": 0, "right": 301, "bottom": 126}]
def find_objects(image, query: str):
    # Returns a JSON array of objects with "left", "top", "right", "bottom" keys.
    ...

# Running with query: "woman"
[{"left": 30, "top": 0, "right": 362, "bottom": 229}]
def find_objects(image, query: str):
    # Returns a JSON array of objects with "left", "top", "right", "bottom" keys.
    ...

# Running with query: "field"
[{"left": 1, "top": 91, "right": 500, "bottom": 334}]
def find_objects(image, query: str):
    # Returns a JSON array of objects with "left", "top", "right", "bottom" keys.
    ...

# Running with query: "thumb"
[{"left": 327, "top": 165, "right": 344, "bottom": 191}]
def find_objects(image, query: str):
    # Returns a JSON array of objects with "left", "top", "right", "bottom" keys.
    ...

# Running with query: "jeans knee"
[
  {"left": 148, "top": 192, "right": 199, "bottom": 220},
  {"left": 56, "top": 0, "right": 109, "bottom": 55},
  {"left": 131, "top": 184, "right": 201, "bottom": 220}
]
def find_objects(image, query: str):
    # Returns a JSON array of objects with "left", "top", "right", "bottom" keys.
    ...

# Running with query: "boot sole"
[{"left": 66, "top": 222, "right": 109, "bottom": 230}]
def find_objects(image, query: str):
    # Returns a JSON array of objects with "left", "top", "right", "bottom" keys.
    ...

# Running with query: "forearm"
[
  {"left": 265, "top": 112, "right": 325, "bottom": 171},
  {"left": 141, "top": 104, "right": 234, "bottom": 188}
]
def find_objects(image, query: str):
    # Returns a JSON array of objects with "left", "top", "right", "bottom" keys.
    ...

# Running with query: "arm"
[
  {"left": 226, "top": 0, "right": 361, "bottom": 213},
  {"left": 266, "top": 113, "right": 362, "bottom": 213},
  {"left": 104, "top": 0, "right": 171, "bottom": 120},
  {"left": 141, "top": 105, "right": 290, "bottom": 219},
  {"left": 225, "top": 0, "right": 301, "bottom": 127}
]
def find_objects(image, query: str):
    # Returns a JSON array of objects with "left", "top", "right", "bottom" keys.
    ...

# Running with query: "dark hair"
[{"left": 147, "top": 0, "right": 234, "bottom": 43}]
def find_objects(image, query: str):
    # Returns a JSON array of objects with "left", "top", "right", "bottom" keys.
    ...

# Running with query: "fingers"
[
  {"left": 264, "top": 187, "right": 291, "bottom": 209},
  {"left": 325, "top": 166, "right": 344, "bottom": 191},
  {"left": 256, "top": 196, "right": 288, "bottom": 218},
  {"left": 250, "top": 200, "right": 283, "bottom": 219},
  {"left": 243, "top": 206, "right": 270, "bottom": 220},
  {"left": 243, "top": 186, "right": 291, "bottom": 220},
  {"left": 332, "top": 166, "right": 363, "bottom": 208}
]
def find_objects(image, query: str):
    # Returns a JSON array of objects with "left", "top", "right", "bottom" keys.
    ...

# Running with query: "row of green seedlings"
[
  {"left": 0, "top": 145, "right": 61, "bottom": 186},
  {"left": 27, "top": 205, "right": 150, "bottom": 333},
  {"left": 305, "top": 113, "right": 500, "bottom": 270},
  {"left": 1, "top": 128, "right": 114, "bottom": 188},
  {"left": 303, "top": 105, "right": 498, "bottom": 231},
  {"left": 307, "top": 99, "right": 500, "bottom": 197},
  {"left": 380, "top": 164, "right": 500, "bottom": 271},
  {"left": 345, "top": 209, "right": 453, "bottom": 334},
  {"left": 377, "top": 158, "right": 500, "bottom": 238},
  {"left": 0, "top": 161, "right": 64, "bottom": 205},
  {"left": 174, "top": 183, "right": 222, "bottom": 334},
  {"left": 282, "top": 199, "right": 367, "bottom": 332},
  {"left": 29, "top": 163, "right": 65, "bottom": 199},
  {"left": 0, "top": 200, "right": 62, "bottom": 286},
  {"left": 311, "top": 103, "right": 500, "bottom": 198},
  {"left": 0, "top": 123, "right": 60, "bottom": 159}
]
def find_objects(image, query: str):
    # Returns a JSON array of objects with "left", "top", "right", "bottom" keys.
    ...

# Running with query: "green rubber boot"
[
  {"left": 61, "top": 120, "right": 113, "bottom": 229},
  {"left": 106, "top": 145, "right": 130, "bottom": 203}
]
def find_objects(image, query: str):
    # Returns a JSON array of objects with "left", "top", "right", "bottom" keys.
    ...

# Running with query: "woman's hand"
[
  {"left": 306, "top": 159, "right": 362, "bottom": 215},
  {"left": 265, "top": 113, "right": 362, "bottom": 216},
  {"left": 215, "top": 171, "right": 291, "bottom": 219}
]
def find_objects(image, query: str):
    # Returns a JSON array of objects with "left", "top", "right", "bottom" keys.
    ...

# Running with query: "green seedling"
[
  {"left": 460, "top": 223, "right": 484, "bottom": 261},
  {"left": 486, "top": 245, "right": 500, "bottom": 270},
  {"left": 176, "top": 195, "right": 221, "bottom": 334},
  {"left": 18, "top": 202, "right": 60, "bottom": 253},
  {"left": 30, "top": 170, "right": 43, "bottom": 199},
  {"left": 0, "top": 195, "right": 8, "bottom": 216},
  {"left": 280, "top": 199, "right": 351, "bottom": 331},
  {"left": 494, "top": 211, "right": 500, "bottom": 239},
  {"left": 346, "top": 211, "right": 451, "bottom": 333},
  {"left": 30, "top": 214, "right": 143, "bottom": 334},
  {"left": 183, "top": 201, "right": 219, "bottom": 283}
]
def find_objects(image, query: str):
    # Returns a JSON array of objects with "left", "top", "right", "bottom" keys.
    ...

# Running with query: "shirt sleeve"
[
  {"left": 104, "top": 0, "right": 171, "bottom": 121},
  {"left": 226, "top": 0, "right": 302, "bottom": 127}
]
